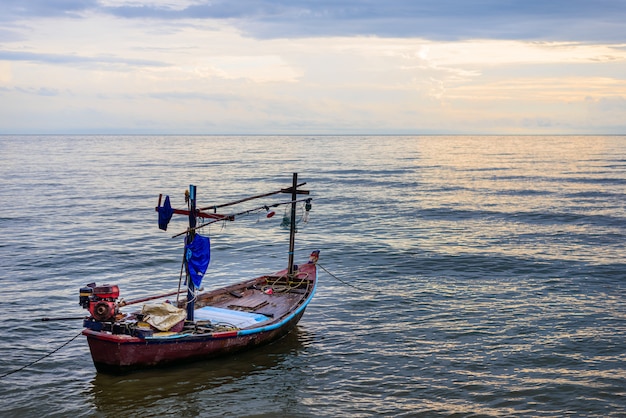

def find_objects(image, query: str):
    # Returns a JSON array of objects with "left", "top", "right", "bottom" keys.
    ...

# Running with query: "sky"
[{"left": 1, "top": 0, "right": 625, "bottom": 134}]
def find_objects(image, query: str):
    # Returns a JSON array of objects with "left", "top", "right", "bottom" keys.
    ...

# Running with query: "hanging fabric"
[
  {"left": 185, "top": 234, "right": 211, "bottom": 288},
  {"left": 158, "top": 195, "right": 174, "bottom": 231}
]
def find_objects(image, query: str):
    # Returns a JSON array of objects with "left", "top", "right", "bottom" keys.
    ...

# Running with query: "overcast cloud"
[{"left": 1, "top": 0, "right": 625, "bottom": 134}]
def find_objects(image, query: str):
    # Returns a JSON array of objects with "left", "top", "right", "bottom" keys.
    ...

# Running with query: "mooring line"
[
  {"left": 0, "top": 331, "right": 83, "bottom": 379},
  {"left": 317, "top": 263, "right": 381, "bottom": 293}
]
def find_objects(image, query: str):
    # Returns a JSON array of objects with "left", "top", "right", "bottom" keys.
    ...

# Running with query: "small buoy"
[{"left": 266, "top": 211, "right": 276, "bottom": 218}]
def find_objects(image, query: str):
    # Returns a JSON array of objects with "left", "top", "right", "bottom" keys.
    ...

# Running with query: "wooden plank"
[
  {"left": 200, "top": 182, "right": 309, "bottom": 211},
  {"left": 154, "top": 206, "right": 232, "bottom": 220}
]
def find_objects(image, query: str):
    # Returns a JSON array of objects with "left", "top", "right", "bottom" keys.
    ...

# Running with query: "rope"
[
  {"left": 317, "top": 263, "right": 381, "bottom": 294},
  {"left": 176, "top": 250, "right": 186, "bottom": 305},
  {"left": 173, "top": 197, "right": 311, "bottom": 238},
  {"left": 0, "top": 330, "right": 83, "bottom": 379},
  {"left": 185, "top": 290, "right": 198, "bottom": 307}
]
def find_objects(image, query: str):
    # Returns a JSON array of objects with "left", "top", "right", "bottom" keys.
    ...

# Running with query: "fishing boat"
[{"left": 79, "top": 173, "right": 317, "bottom": 374}]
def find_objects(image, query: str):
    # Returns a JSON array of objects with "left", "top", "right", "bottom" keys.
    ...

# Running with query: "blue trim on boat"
[{"left": 145, "top": 333, "right": 188, "bottom": 340}]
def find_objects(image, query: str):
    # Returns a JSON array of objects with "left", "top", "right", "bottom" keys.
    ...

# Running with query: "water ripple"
[{"left": 0, "top": 135, "right": 624, "bottom": 417}]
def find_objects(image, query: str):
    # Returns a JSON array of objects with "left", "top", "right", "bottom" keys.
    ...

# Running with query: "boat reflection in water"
[{"left": 87, "top": 329, "right": 310, "bottom": 416}]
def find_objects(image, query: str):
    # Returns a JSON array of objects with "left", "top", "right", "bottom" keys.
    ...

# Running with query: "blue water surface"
[{"left": 0, "top": 135, "right": 624, "bottom": 417}]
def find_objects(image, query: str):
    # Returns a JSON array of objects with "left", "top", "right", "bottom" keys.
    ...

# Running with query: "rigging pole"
[
  {"left": 186, "top": 184, "right": 197, "bottom": 321},
  {"left": 288, "top": 173, "right": 297, "bottom": 276}
]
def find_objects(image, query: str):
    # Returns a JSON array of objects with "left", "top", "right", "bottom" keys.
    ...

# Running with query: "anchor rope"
[
  {"left": 317, "top": 263, "right": 381, "bottom": 294},
  {"left": 0, "top": 330, "right": 83, "bottom": 379}
]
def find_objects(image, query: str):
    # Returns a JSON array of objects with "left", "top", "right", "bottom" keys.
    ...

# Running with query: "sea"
[{"left": 0, "top": 135, "right": 624, "bottom": 417}]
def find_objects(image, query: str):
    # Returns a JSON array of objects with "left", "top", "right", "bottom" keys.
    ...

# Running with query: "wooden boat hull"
[
  {"left": 84, "top": 310, "right": 305, "bottom": 374},
  {"left": 82, "top": 262, "right": 317, "bottom": 374}
]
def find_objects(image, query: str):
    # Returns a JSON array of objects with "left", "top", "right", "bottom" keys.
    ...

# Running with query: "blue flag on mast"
[{"left": 185, "top": 234, "right": 211, "bottom": 288}]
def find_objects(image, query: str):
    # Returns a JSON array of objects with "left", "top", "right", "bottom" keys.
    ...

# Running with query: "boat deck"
[{"left": 193, "top": 270, "right": 314, "bottom": 328}]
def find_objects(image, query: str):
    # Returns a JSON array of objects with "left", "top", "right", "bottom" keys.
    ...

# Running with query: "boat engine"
[{"left": 79, "top": 283, "right": 120, "bottom": 321}]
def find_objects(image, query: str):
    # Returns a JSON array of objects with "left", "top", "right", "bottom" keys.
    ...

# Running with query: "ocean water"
[{"left": 0, "top": 135, "right": 624, "bottom": 417}]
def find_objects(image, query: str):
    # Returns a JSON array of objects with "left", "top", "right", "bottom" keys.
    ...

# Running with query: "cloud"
[
  {"left": 1, "top": 0, "right": 98, "bottom": 19},
  {"left": 2, "top": 0, "right": 625, "bottom": 42},
  {"left": 1, "top": 1, "right": 625, "bottom": 134},
  {"left": 231, "top": 0, "right": 626, "bottom": 42},
  {"left": 0, "top": 50, "right": 167, "bottom": 67}
]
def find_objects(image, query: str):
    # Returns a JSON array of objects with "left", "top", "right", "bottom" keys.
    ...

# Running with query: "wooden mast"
[
  {"left": 288, "top": 173, "right": 297, "bottom": 276},
  {"left": 186, "top": 184, "right": 197, "bottom": 321}
]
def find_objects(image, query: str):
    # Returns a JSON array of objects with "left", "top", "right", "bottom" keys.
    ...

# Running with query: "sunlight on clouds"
[
  {"left": 291, "top": 37, "right": 626, "bottom": 103},
  {"left": 190, "top": 56, "right": 302, "bottom": 83},
  {"left": 446, "top": 77, "right": 626, "bottom": 102},
  {"left": 10, "top": 15, "right": 301, "bottom": 84},
  {"left": 0, "top": 62, "right": 12, "bottom": 84},
  {"left": 392, "top": 40, "right": 626, "bottom": 97},
  {"left": 420, "top": 40, "right": 626, "bottom": 66}
]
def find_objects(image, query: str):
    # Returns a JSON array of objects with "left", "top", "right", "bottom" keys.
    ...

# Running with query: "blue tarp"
[
  {"left": 185, "top": 234, "right": 210, "bottom": 287},
  {"left": 194, "top": 306, "right": 270, "bottom": 328}
]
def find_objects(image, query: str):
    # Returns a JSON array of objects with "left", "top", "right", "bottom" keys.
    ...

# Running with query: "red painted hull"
[{"left": 83, "top": 310, "right": 305, "bottom": 374}]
